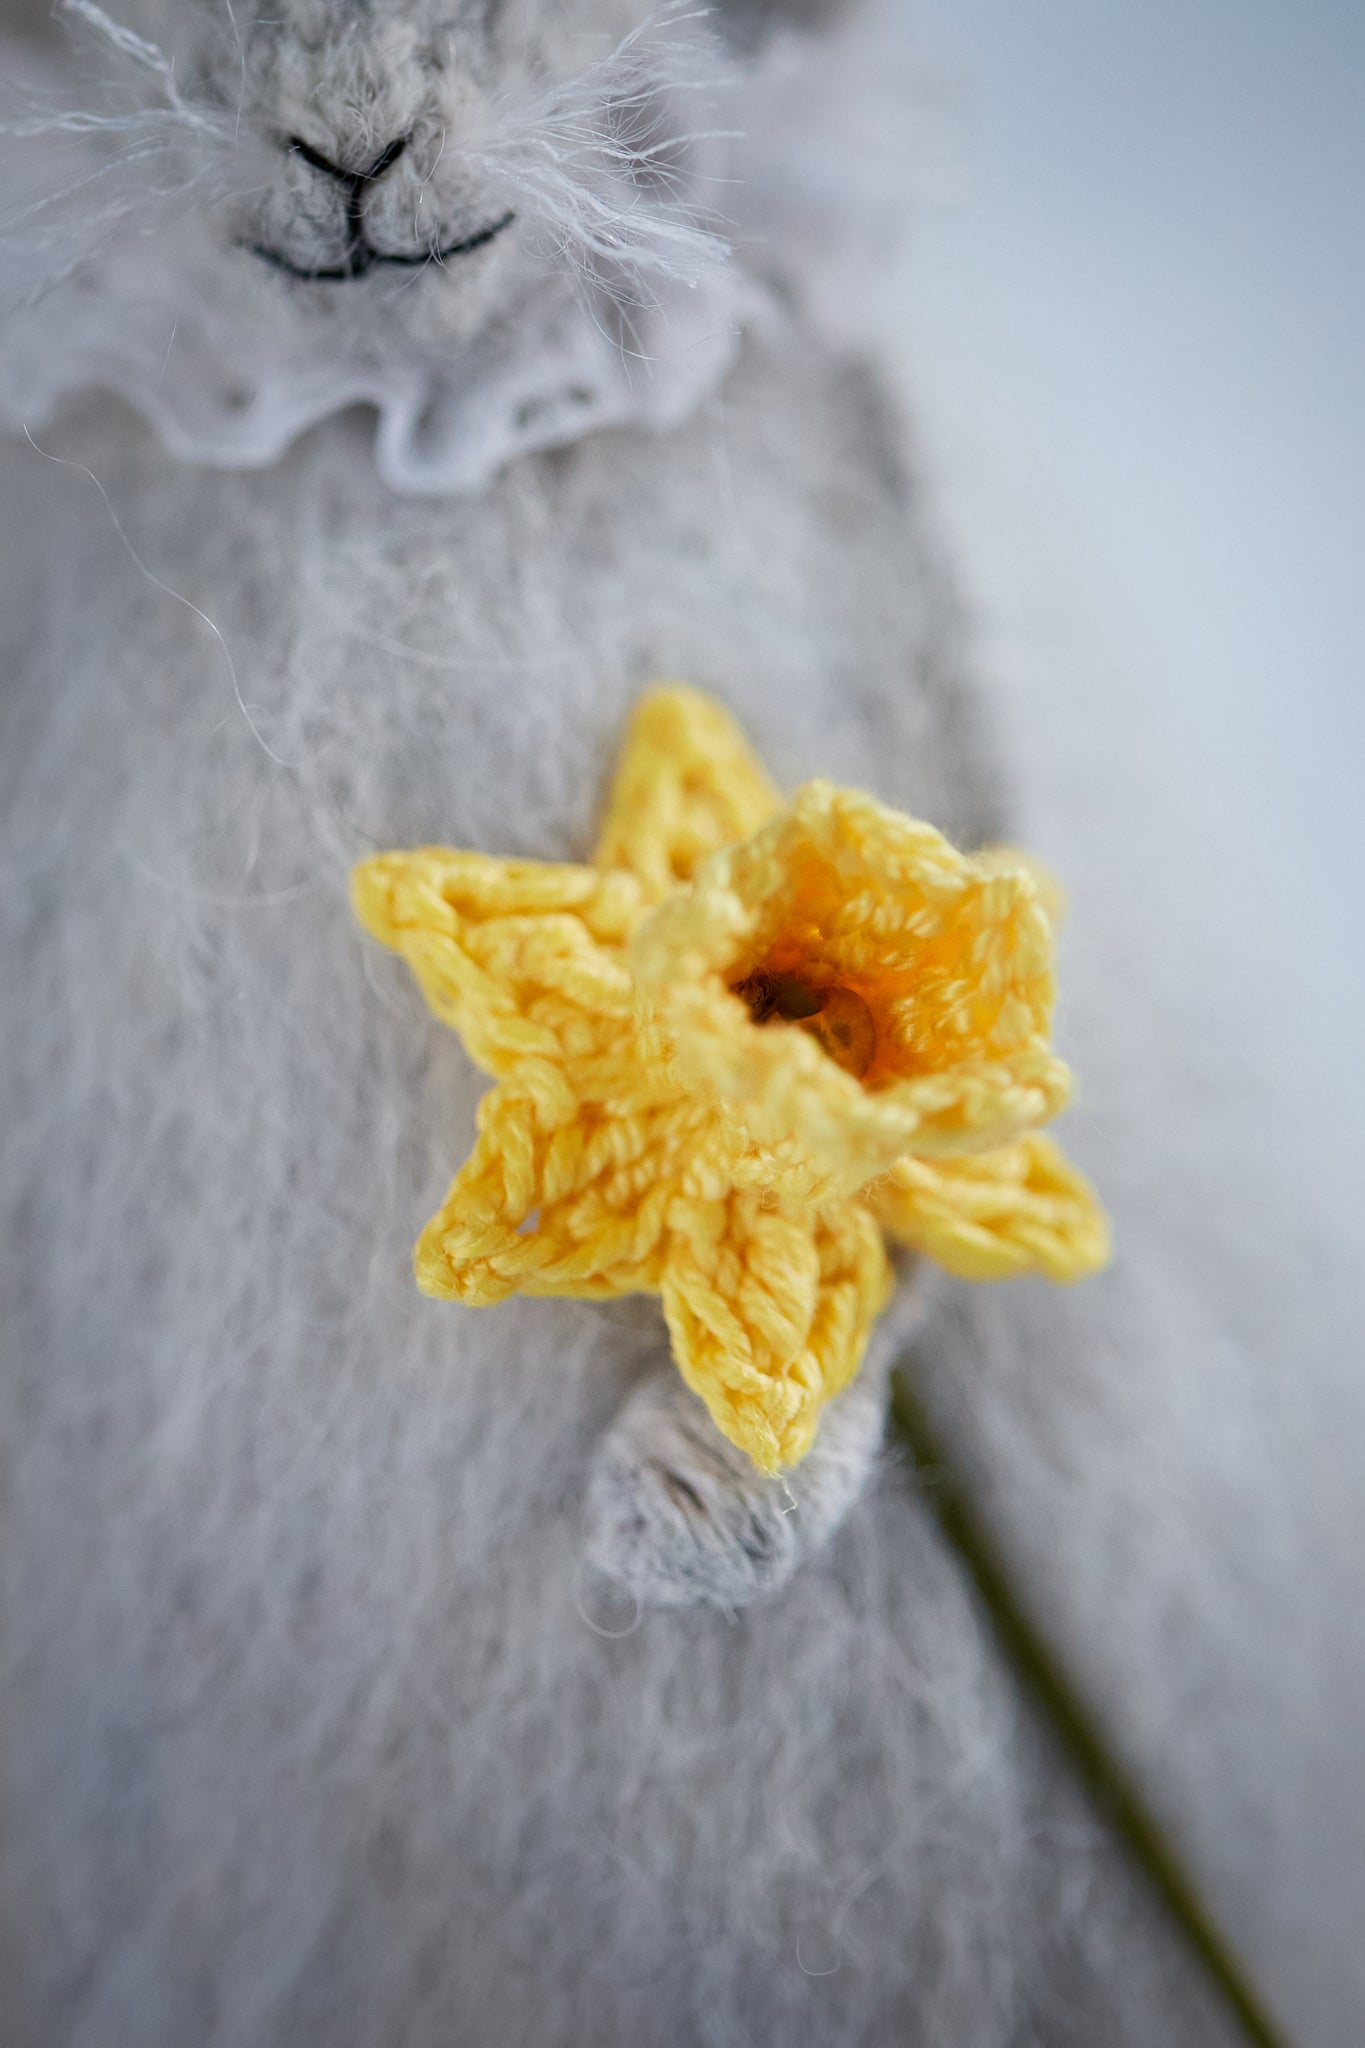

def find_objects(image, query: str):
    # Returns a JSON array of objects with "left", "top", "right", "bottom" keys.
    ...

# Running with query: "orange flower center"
[{"left": 734, "top": 969, "right": 879, "bottom": 1080}]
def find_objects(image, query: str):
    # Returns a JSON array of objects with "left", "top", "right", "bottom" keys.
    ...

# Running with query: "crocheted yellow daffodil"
[{"left": 352, "top": 687, "right": 1109, "bottom": 1472}]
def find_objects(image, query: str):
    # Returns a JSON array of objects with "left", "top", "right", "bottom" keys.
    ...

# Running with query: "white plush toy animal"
[{"left": 0, "top": 0, "right": 1359, "bottom": 2042}]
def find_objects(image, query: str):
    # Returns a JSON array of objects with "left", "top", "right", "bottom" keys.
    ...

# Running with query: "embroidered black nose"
[
  {"left": 252, "top": 130, "right": 514, "bottom": 283},
  {"left": 286, "top": 133, "right": 409, "bottom": 185}
]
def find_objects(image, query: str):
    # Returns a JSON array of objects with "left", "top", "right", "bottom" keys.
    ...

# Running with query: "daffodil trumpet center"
[{"left": 733, "top": 968, "right": 879, "bottom": 1080}]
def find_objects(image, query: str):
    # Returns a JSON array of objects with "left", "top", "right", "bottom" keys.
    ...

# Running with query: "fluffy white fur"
[{"left": 0, "top": 0, "right": 1359, "bottom": 2041}]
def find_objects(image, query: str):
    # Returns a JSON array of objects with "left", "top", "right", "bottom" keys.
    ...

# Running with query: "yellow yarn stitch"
[{"left": 352, "top": 685, "right": 1110, "bottom": 1473}]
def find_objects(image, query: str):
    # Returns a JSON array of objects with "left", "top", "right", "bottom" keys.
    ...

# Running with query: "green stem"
[{"left": 889, "top": 1365, "right": 1292, "bottom": 2048}]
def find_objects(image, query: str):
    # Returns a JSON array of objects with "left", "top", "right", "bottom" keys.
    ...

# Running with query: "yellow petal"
[
  {"left": 870, "top": 1133, "right": 1112, "bottom": 1282},
  {"left": 593, "top": 685, "right": 781, "bottom": 902},
  {"left": 660, "top": 1190, "right": 892, "bottom": 1471},
  {"left": 351, "top": 847, "right": 642, "bottom": 1076},
  {"left": 415, "top": 1075, "right": 717, "bottom": 1305}
]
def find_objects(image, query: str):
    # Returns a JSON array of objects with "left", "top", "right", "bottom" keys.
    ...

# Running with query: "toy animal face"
[
  {"left": 0, "top": 0, "right": 768, "bottom": 484},
  {"left": 56, "top": 0, "right": 712, "bottom": 351},
  {"left": 2, "top": 0, "right": 899, "bottom": 489},
  {"left": 197, "top": 0, "right": 535, "bottom": 333}
]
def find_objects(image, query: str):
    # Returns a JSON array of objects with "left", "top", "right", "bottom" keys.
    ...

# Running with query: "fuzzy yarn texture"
[
  {"left": 354, "top": 686, "right": 1108, "bottom": 1470},
  {"left": 2, "top": 0, "right": 1362, "bottom": 2037},
  {"left": 0, "top": 291, "right": 1351, "bottom": 2048}
]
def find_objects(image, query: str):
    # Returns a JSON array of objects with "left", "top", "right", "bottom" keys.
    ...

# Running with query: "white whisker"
[{"left": 21, "top": 426, "right": 291, "bottom": 770}]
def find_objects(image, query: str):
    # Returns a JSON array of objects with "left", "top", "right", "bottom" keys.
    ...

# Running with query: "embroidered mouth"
[{"left": 247, "top": 210, "right": 517, "bottom": 284}]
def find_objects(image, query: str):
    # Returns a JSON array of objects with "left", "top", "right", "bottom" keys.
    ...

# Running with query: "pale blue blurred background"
[
  {"left": 884, "top": 0, "right": 1363, "bottom": 1219},
  {"left": 882, "top": 14, "right": 1364, "bottom": 2037}
]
